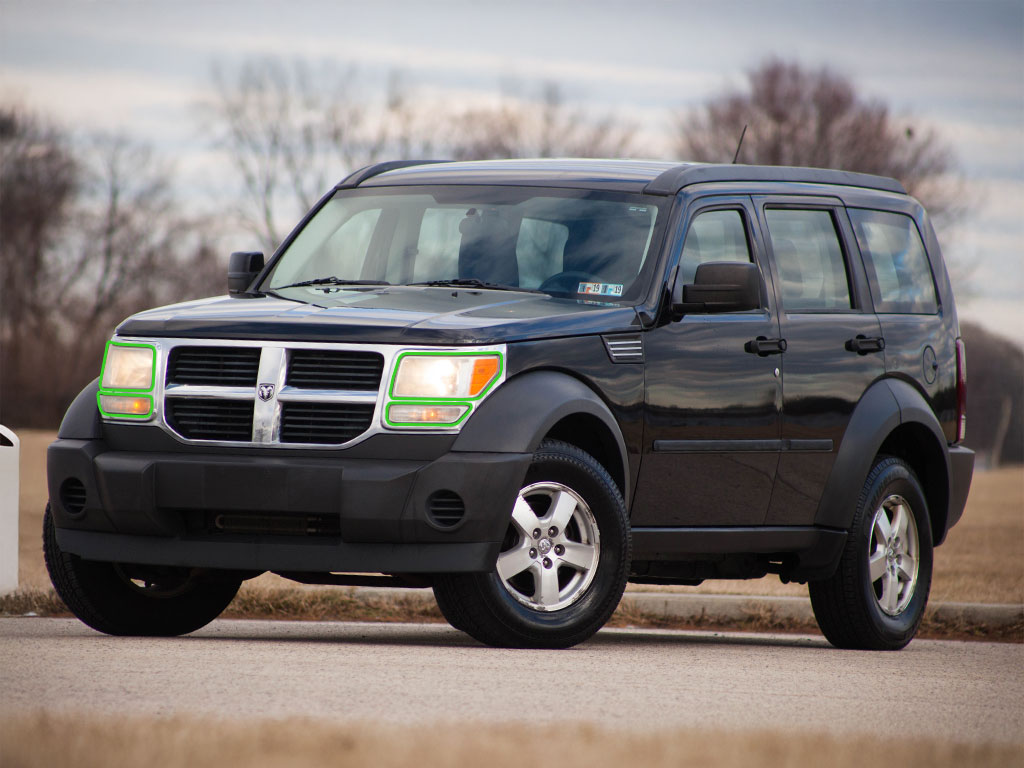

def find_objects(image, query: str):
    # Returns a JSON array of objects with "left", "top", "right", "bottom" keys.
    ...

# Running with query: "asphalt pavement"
[{"left": 1, "top": 617, "right": 1020, "bottom": 745}]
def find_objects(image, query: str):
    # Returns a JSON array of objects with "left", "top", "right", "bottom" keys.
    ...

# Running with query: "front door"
[{"left": 632, "top": 197, "right": 782, "bottom": 527}]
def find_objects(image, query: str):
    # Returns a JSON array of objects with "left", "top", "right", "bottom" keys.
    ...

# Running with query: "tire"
[
  {"left": 433, "top": 440, "right": 630, "bottom": 648},
  {"left": 809, "top": 457, "right": 933, "bottom": 650},
  {"left": 43, "top": 504, "right": 241, "bottom": 636}
]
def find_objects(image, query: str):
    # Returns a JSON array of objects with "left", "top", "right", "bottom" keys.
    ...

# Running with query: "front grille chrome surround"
[{"left": 103, "top": 336, "right": 506, "bottom": 449}]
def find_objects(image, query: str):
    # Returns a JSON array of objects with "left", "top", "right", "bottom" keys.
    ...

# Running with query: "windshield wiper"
[
  {"left": 410, "top": 278, "right": 544, "bottom": 294},
  {"left": 272, "top": 276, "right": 390, "bottom": 290}
]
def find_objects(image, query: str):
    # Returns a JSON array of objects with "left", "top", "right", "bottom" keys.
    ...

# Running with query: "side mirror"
[
  {"left": 228, "top": 251, "right": 264, "bottom": 297},
  {"left": 672, "top": 261, "right": 762, "bottom": 317}
]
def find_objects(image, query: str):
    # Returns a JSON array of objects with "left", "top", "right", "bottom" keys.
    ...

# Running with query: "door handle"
[
  {"left": 845, "top": 335, "right": 885, "bottom": 354},
  {"left": 745, "top": 336, "right": 787, "bottom": 356}
]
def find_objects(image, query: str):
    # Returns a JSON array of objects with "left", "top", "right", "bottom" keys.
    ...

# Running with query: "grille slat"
[
  {"left": 280, "top": 402, "right": 375, "bottom": 444},
  {"left": 167, "top": 348, "right": 261, "bottom": 386},
  {"left": 287, "top": 350, "right": 384, "bottom": 390},
  {"left": 166, "top": 399, "right": 254, "bottom": 441}
]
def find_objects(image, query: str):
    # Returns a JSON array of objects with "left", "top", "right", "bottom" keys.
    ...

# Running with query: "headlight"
[
  {"left": 391, "top": 353, "right": 501, "bottom": 399},
  {"left": 97, "top": 341, "right": 156, "bottom": 418},
  {"left": 385, "top": 351, "right": 503, "bottom": 428}
]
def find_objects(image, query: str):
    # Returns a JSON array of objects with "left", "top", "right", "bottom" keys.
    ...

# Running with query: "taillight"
[{"left": 955, "top": 337, "right": 967, "bottom": 442}]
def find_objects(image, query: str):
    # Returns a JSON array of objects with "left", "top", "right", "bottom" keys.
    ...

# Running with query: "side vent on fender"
[{"left": 602, "top": 335, "right": 644, "bottom": 364}]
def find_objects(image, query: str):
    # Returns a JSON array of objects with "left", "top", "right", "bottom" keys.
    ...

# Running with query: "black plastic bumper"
[
  {"left": 945, "top": 444, "right": 974, "bottom": 534},
  {"left": 48, "top": 437, "right": 531, "bottom": 574}
]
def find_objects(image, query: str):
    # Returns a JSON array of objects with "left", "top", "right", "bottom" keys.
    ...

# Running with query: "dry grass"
[
  {"left": 12, "top": 429, "right": 1024, "bottom": 604},
  {"left": 0, "top": 712, "right": 1019, "bottom": 768},
  {"left": 222, "top": 582, "right": 444, "bottom": 623}
]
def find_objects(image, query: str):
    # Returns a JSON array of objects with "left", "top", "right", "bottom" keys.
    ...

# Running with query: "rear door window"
[
  {"left": 849, "top": 209, "right": 938, "bottom": 314},
  {"left": 765, "top": 209, "right": 852, "bottom": 311}
]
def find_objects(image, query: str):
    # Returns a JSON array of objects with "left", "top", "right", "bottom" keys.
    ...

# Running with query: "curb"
[
  {"left": 347, "top": 587, "right": 1024, "bottom": 630},
  {"left": 619, "top": 593, "right": 1024, "bottom": 628}
]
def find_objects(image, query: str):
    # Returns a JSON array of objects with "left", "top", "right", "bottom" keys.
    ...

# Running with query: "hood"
[{"left": 115, "top": 286, "right": 642, "bottom": 345}]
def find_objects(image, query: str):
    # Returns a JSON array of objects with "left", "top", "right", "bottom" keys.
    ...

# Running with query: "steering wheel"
[{"left": 538, "top": 271, "right": 604, "bottom": 294}]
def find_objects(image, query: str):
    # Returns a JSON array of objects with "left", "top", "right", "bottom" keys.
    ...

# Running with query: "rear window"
[{"left": 849, "top": 209, "right": 938, "bottom": 314}]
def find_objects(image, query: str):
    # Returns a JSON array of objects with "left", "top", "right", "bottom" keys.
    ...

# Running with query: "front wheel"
[
  {"left": 43, "top": 504, "right": 241, "bottom": 636},
  {"left": 433, "top": 440, "right": 630, "bottom": 648},
  {"left": 809, "top": 457, "right": 934, "bottom": 650}
]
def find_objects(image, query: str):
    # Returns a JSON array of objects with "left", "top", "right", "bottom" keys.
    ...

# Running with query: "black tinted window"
[
  {"left": 680, "top": 209, "right": 752, "bottom": 284},
  {"left": 765, "top": 209, "right": 851, "bottom": 311},
  {"left": 849, "top": 209, "right": 938, "bottom": 314}
]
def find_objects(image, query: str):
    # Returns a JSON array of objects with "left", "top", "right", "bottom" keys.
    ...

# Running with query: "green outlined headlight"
[
  {"left": 385, "top": 350, "right": 504, "bottom": 428},
  {"left": 97, "top": 341, "right": 156, "bottom": 419}
]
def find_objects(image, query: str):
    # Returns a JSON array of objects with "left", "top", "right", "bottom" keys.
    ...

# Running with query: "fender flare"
[
  {"left": 815, "top": 378, "right": 951, "bottom": 534},
  {"left": 58, "top": 378, "right": 102, "bottom": 439},
  {"left": 452, "top": 370, "right": 630, "bottom": 501}
]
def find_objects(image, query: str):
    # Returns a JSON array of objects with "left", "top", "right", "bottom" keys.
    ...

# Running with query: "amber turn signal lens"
[
  {"left": 99, "top": 395, "right": 152, "bottom": 417},
  {"left": 469, "top": 357, "right": 499, "bottom": 396}
]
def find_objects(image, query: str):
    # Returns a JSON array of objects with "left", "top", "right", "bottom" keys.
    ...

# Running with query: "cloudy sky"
[{"left": 2, "top": 0, "right": 1021, "bottom": 336}]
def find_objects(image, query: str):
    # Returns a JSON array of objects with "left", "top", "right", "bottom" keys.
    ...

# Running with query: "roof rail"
[
  {"left": 644, "top": 164, "right": 907, "bottom": 196},
  {"left": 336, "top": 160, "right": 449, "bottom": 189}
]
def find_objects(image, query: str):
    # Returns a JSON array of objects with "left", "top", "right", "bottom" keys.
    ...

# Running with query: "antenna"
[{"left": 731, "top": 124, "right": 748, "bottom": 164}]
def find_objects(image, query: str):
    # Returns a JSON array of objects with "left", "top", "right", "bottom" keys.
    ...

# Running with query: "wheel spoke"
[
  {"left": 897, "top": 554, "right": 917, "bottom": 583},
  {"left": 496, "top": 545, "right": 534, "bottom": 581},
  {"left": 559, "top": 541, "right": 596, "bottom": 572},
  {"left": 873, "top": 509, "right": 892, "bottom": 542},
  {"left": 892, "top": 503, "right": 909, "bottom": 539},
  {"left": 868, "top": 549, "right": 887, "bottom": 583},
  {"left": 881, "top": 571, "right": 900, "bottom": 613},
  {"left": 511, "top": 496, "right": 542, "bottom": 538},
  {"left": 548, "top": 489, "right": 578, "bottom": 531},
  {"left": 536, "top": 565, "right": 562, "bottom": 606}
]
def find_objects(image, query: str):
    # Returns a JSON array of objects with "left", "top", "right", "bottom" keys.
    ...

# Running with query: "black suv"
[{"left": 45, "top": 159, "right": 973, "bottom": 650}]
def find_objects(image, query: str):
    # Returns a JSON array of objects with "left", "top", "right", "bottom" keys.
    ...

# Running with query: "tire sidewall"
[{"left": 854, "top": 461, "right": 934, "bottom": 644}]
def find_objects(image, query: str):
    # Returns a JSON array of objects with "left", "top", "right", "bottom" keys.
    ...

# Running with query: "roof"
[{"left": 336, "top": 158, "right": 907, "bottom": 196}]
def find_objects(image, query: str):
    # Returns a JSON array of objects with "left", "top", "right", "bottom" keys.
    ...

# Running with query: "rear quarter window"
[{"left": 849, "top": 209, "right": 938, "bottom": 314}]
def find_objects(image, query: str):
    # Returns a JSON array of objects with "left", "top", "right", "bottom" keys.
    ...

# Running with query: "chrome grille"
[
  {"left": 286, "top": 350, "right": 384, "bottom": 390},
  {"left": 162, "top": 341, "right": 384, "bottom": 447}
]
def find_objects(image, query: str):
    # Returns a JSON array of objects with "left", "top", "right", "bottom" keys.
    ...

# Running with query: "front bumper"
[{"left": 48, "top": 436, "right": 531, "bottom": 574}]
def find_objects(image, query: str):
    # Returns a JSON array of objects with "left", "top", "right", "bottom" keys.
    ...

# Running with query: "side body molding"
[{"left": 452, "top": 370, "right": 630, "bottom": 501}]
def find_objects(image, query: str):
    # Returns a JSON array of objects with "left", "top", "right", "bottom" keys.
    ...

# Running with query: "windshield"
[{"left": 264, "top": 186, "right": 665, "bottom": 302}]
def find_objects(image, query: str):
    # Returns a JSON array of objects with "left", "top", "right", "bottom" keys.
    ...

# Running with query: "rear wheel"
[
  {"left": 433, "top": 440, "right": 629, "bottom": 648},
  {"left": 43, "top": 504, "right": 241, "bottom": 636},
  {"left": 809, "top": 457, "right": 933, "bottom": 650}
]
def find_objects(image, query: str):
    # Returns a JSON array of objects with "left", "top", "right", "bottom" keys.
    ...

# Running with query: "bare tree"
[
  {"left": 0, "top": 106, "right": 222, "bottom": 427},
  {"left": 676, "top": 59, "right": 963, "bottom": 224},
  {"left": 202, "top": 58, "right": 428, "bottom": 252},
  {"left": 448, "top": 82, "right": 636, "bottom": 161},
  {"left": 0, "top": 107, "right": 80, "bottom": 425}
]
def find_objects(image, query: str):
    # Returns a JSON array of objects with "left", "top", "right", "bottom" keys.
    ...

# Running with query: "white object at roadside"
[{"left": 0, "top": 425, "right": 19, "bottom": 594}]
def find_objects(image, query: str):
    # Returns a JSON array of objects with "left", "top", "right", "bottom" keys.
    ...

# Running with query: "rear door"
[
  {"left": 633, "top": 196, "right": 782, "bottom": 527},
  {"left": 756, "top": 198, "right": 885, "bottom": 526}
]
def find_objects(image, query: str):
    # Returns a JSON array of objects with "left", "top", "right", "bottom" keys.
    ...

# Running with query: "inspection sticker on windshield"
[{"left": 577, "top": 282, "right": 623, "bottom": 297}]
